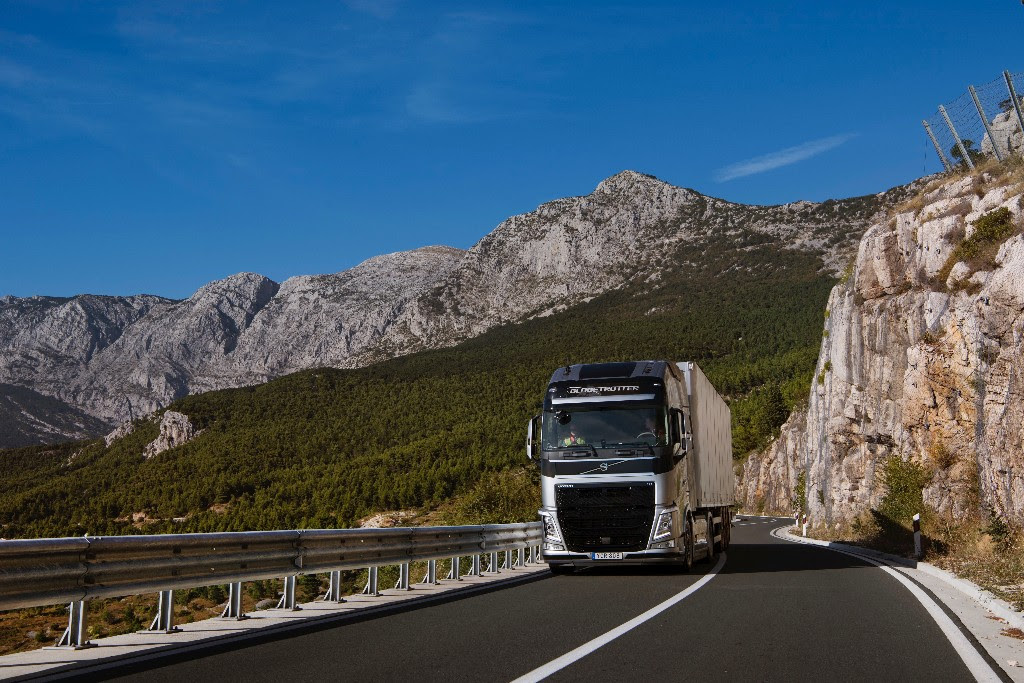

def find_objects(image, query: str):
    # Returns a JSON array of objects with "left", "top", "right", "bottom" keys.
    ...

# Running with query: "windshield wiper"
[
  {"left": 556, "top": 444, "right": 598, "bottom": 458},
  {"left": 615, "top": 441, "right": 656, "bottom": 455}
]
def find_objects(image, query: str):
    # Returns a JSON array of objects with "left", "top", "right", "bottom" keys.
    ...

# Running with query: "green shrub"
[
  {"left": 794, "top": 471, "right": 807, "bottom": 514},
  {"left": 877, "top": 456, "right": 928, "bottom": 527},
  {"left": 937, "top": 207, "right": 1018, "bottom": 286}
]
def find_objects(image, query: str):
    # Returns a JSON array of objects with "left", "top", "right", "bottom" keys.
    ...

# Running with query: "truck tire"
[
  {"left": 704, "top": 512, "right": 715, "bottom": 563},
  {"left": 722, "top": 508, "right": 731, "bottom": 550},
  {"left": 713, "top": 508, "right": 724, "bottom": 553},
  {"left": 684, "top": 516, "right": 695, "bottom": 571}
]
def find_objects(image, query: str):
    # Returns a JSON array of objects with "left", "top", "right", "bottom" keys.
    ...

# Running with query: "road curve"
[{"left": 86, "top": 517, "right": 983, "bottom": 682}]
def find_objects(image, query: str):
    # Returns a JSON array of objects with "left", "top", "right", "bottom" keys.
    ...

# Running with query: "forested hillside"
[{"left": 0, "top": 219, "right": 839, "bottom": 538}]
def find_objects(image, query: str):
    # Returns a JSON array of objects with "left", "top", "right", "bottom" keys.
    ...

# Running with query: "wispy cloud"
[{"left": 715, "top": 133, "right": 856, "bottom": 181}]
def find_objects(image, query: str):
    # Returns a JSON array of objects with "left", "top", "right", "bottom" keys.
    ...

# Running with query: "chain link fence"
[{"left": 923, "top": 70, "right": 1024, "bottom": 171}]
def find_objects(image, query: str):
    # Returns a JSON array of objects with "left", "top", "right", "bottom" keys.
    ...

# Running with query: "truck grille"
[{"left": 555, "top": 483, "right": 655, "bottom": 552}]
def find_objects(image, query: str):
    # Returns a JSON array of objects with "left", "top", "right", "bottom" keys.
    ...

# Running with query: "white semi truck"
[{"left": 526, "top": 360, "right": 734, "bottom": 571}]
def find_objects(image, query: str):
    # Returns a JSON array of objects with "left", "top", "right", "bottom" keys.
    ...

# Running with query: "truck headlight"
[
  {"left": 652, "top": 510, "right": 675, "bottom": 542},
  {"left": 540, "top": 511, "right": 562, "bottom": 543}
]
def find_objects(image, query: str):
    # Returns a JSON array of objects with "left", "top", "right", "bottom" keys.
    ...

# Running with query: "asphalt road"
[{"left": 90, "top": 517, "right": 984, "bottom": 682}]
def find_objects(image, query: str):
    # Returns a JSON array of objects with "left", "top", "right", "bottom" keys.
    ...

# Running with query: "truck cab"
[{"left": 526, "top": 360, "right": 733, "bottom": 570}]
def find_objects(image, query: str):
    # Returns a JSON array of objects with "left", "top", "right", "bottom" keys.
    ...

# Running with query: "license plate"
[{"left": 591, "top": 552, "right": 623, "bottom": 560}]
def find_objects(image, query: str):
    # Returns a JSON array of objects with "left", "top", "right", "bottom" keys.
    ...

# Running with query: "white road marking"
[
  {"left": 510, "top": 554, "right": 726, "bottom": 683},
  {"left": 773, "top": 527, "right": 1000, "bottom": 683}
]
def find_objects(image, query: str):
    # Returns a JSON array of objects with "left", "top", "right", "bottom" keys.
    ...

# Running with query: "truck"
[{"left": 526, "top": 360, "right": 734, "bottom": 571}]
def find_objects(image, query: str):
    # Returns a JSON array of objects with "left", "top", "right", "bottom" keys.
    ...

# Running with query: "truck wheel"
[
  {"left": 713, "top": 508, "right": 724, "bottom": 553},
  {"left": 705, "top": 512, "right": 715, "bottom": 563},
  {"left": 684, "top": 517, "right": 694, "bottom": 571},
  {"left": 721, "top": 508, "right": 731, "bottom": 550}
]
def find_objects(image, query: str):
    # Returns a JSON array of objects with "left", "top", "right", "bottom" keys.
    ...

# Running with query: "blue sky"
[{"left": 1, "top": 1, "right": 1022, "bottom": 299}]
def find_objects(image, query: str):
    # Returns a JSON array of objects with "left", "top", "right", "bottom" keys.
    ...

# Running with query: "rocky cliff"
[
  {"left": 739, "top": 169, "right": 1024, "bottom": 525},
  {"left": 1, "top": 171, "right": 900, "bottom": 440}
]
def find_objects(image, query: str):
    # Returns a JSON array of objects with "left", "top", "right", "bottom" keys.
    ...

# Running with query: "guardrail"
[{"left": 0, "top": 522, "right": 543, "bottom": 649}]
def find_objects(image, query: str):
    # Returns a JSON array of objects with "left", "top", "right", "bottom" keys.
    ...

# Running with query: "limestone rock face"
[
  {"left": 739, "top": 173, "right": 1024, "bottom": 525},
  {"left": 1, "top": 170, "right": 899, "bottom": 440},
  {"left": 982, "top": 110, "right": 1024, "bottom": 158},
  {"left": 143, "top": 411, "right": 198, "bottom": 459}
]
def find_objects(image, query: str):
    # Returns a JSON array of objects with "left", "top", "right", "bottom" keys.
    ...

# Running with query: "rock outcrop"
[
  {"left": 1, "top": 171, "right": 902, "bottom": 441},
  {"left": 142, "top": 411, "right": 199, "bottom": 459},
  {"left": 739, "top": 172, "right": 1024, "bottom": 525}
]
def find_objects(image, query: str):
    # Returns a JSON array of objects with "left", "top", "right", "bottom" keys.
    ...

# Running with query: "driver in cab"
[{"left": 561, "top": 428, "right": 586, "bottom": 446}]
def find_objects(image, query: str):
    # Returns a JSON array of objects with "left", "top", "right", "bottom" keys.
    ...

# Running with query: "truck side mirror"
[
  {"left": 526, "top": 414, "right": 541, "bottom": 460},
  {"left": 669, "top": 408, "right": 682, "bottom": 445}
]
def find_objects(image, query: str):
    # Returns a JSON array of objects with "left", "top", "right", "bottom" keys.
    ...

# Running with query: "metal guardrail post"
[
  {"left": 55, "top": 601, "right": 95, "bottom": 649},
  {"left": 969, "top": 85, "right": 1004, "bottom": 162},
  {"left": 940, "top": 104, "right": 976, "bottom": 170},
  {"left": 395, "top": 563, "right": 411, "bottom": 591},
  {"left": 422, "top": 559, "right": 438, "bottom": 585},
  {"left": 277, "top": 576, "right": 301, "bottom": 610},
  {"left": 504, "top": 549, "right": 513, "bottom": 570},
  {"left": 363, "top": 567, "right": 380, "bottom": 596},
  {"left": 446, "top": 556, "right": 461, "bottom": 581},
  {"left": 469, "top": 555, "right": 482, "bottom": 577},
  {"left": 221, "top": 582, "right": 248, "bottom": 620},
  {"left": 516, "top": 547, "right": 525, "bottom": 568},
  {"left": 324, "top": 570, "right": 346, "bottom": 603},
  {"left": 488, "top": 551, "right": 499, "bottom": 573},
  {"left": 148, "top": 590, "right": 181, "bottom": 633},
  {"left": 1004, "top": 71, "right": 1024, "bottom": 153},
  {"left": 923, "top": 120, "right": 952, "bottom": 172}
]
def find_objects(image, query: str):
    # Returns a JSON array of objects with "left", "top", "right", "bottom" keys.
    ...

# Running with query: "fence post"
[
  {"left": 516, "top": 547, "right": 525, "bottom": 568},
  {"left": 923, "top": 120, "right": 952, "bottom": 171},
  {"left": 913, "top": 513, "right": 923, "bottom": 559},
  {"left": 148, "top": 590, "right": 181, "bottom": 633},
  {"left": 1004, "top": 71, "right": 1024, "bottom": 154},
  {"left": 489, "top": 551, "right": 500, "bottom": 573},
  {"left": 939, "top": 104, "right": 976, "bottom": 170},
  {"left": 469, "top": 554, "right": 482, "bottom": 577},
  {"left": 324, "top": 570, "right": 346, "bottom": 603},
  {"left": 969, "top": 85, "right": 1004, "bottom": 162},
  {"left": 221, "top": 582, "right": 248, "bottom": 620}
]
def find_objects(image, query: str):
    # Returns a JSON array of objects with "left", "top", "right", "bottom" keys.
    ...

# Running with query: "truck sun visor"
[{"left": 551, "top": 394, "right": 656, "bottom": 404}]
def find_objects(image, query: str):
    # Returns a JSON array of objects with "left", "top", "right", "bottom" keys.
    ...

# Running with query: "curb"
[{"left": 776, "top": 525, "right": 1024, "bottom": 632}]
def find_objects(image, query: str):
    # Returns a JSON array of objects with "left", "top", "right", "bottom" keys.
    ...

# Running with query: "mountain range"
[{"left": 0, "top": 171, "right": 907, "bottom": 447}]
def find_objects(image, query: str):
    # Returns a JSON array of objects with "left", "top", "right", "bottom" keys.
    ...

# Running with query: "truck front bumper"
[{"left": 542, "top": 546, "right": 687, "bottom": 567}]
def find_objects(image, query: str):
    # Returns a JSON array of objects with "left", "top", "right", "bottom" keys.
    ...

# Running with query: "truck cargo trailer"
[{"left": 526, "top": 360, "right": 734, "bottom": 571}]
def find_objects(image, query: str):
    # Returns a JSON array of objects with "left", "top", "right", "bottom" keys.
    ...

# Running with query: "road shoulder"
[{"left": 775, "top": 525, "right": 1024, "bottom": 682}]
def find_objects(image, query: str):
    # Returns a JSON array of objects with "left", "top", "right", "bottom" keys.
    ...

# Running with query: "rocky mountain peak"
[
  {"left": 594, "top": 170, "right": 666, "bottom": 194},
  {"left": 1, "top": 172, "right": 899, "bottom": 437}
]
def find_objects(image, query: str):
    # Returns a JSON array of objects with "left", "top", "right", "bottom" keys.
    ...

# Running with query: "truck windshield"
[{"left": 542, "top": 406, "right": 668, "bottom": 449}]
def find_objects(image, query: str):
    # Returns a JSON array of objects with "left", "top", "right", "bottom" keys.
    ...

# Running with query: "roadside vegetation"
[{"left": 807, "top": 452, "right": 1024, "bottom": 612}]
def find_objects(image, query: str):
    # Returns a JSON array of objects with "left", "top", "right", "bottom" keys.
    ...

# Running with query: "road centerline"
[{"left": 509, "top": 553, "right": 727, "bottom": 683}]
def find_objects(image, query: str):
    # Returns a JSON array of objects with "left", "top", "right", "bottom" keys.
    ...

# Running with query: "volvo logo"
[{"left": 581, "top": 459, "right": 627, "bottom": 475}]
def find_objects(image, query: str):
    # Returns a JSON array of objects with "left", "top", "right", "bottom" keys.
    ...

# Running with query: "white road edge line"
[
  {"left": 772, "top": 526, "right": 1000, "bottom": 683},
  {"left": 510, "top": 553, "right": 727, "bottom": 683}
]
